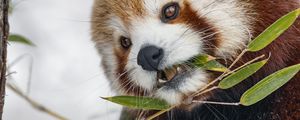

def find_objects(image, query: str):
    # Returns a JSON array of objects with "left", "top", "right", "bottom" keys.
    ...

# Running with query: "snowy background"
[{"left": 4, "top": 0, "right": 121, "bottom": 119}]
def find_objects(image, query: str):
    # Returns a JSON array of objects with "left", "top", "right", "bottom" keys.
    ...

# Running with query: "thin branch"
[
  {"left": 146, "top": 105, "right": 176, "bottom": 120},
  {"left": 5, "top": 71, "right": 16, "bottom": 77},
  {"left": 196, "top": 86, "right": 219, "bottom": 97},
  {"left": 8, "top": 54, "right": 34, "bottom": 95},
  {"left": 6, "top": 81, "right": 68, "bottom": 120},
  {"left": 228, "top": 49, "right": 248, "bottom": 69},
  {"left": 8, "top": 53, "right": 33, "bottom": 68},
  {"left": 225, "top": 54, "right": 266, "bottom": 76},
  {"left": 192, "top": 77, "right": 221, "bottom": 97},
  {"left": 192, "top": 101, "right": 240, "bottom": 106}
]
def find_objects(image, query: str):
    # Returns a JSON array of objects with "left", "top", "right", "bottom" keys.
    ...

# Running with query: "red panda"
[{"left": 91, "top": 0, "right": 300, "bottom": 119}]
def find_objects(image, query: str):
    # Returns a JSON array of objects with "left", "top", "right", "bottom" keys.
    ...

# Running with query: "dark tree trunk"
[{"left": 0, "top": 0, "right": 9, "bottom": 119}]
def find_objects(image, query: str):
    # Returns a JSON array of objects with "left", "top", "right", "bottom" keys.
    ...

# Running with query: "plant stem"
[
  {"left": 192, "top": 101, "right": 240, "bottom": 106},
  {"left": 192, "top": 77, "right": 221, "bottom": 97},
  {"left": 228, "top": 49, "right": 248, "bottom": 69},
  {"left": 225, "top": 54, "right": 266, "bottom": 76},
  {"left": 195, "top": 86, "right": 219, "bottom": 97},
  {"left": 146, "top": 105, "right": 176, "bottom": 120}
]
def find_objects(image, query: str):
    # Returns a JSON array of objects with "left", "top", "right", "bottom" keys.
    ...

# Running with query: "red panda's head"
[{"left": 91, "top": 0, "right": 253, "bottom": 105}]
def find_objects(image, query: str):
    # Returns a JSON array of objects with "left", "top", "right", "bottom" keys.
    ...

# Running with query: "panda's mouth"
[
  {"left": 156, "top": 64, "right": 192, "bottom": 88},
  {"left": 153, "top": 60, "right": 208, "bottom": 105}
]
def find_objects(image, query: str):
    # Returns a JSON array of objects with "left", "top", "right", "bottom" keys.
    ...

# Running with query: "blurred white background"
[{"left": 4, "top": 0, "right": 121, "bottom": 119}]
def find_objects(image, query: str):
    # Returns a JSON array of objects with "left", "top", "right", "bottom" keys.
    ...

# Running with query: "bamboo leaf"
[
  {"left": 192, "top": 55, "right": 227, "bottom": 72},
  {"left": 192, "top": 54, "right": 216, "bottom": 65},
  {"left": 248, "top": 8, "right": 300, "bottom": 52},
  {"left": 9, "top": 34, "right": 35, "bottom": 46},
  {"left": 101, "top": 96, "right": 170, "bottom": 110},
  {"left": 240, "top": 64, "right": 300, "bottom": 106},
  {"left": 219, "top": 59, "right": 268, "bottom": 89},
  {"left": 201, "top": 60, "right": 228, "bottom": 72}
]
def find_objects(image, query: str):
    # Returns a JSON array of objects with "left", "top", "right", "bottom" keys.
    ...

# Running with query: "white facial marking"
[
  {"left": 124, "top": 15, "right": 203, "bottom": 90},
  {"left": 155, "top": 88, "right": 183, "bottom": 105},
  {"left": 178, "top": 70, "right": 208, "bottom": 94},
  {"left": 189, "top": 0, "right": 252, "bottom": 57}
]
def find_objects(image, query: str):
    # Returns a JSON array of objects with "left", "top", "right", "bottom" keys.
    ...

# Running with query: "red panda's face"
[{"left": 92, "top": 0, "right": 253, "bottom": 105}]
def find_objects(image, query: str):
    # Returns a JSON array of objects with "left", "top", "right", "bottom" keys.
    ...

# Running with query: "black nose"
[{"left": 137, "top": 45, "right": 164, "bottom": 71}]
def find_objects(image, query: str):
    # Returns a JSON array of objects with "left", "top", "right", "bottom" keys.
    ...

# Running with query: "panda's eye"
[
  {"left": 120, "top": 36, "right": 132, "bottom": 49},
  {"left": 161, "top": 2, "right": 180, "bottom": 23}
]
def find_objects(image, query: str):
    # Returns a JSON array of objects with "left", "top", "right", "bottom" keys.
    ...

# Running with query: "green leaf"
[
  {"left": 218, "top": 60, "right": 268, "bottom": 89},
  {"left": 192, "top": 54, "right": 215, "bottom": 65},
  {"left": 248, "top": 8, "right": 300, "bottom": 52},
  {"left": 240, "top": 64, "right": 300, "bottom": 106},
  {"left": 9, "top": 34, "right": 35, "bottom": 46},
  {"left": 192, "top": 54, "right": 227, "bottom": 72},
  {"left": 101, "top": 96, "right": 170, "bottom": 110},
  {"left": 201, "top": 60, "right": 228, "bottom": 72}
]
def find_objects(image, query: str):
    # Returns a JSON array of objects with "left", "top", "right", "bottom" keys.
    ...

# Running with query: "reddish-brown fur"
[{"left": 107, "top": 0, "right": 145, "bottom": 27}]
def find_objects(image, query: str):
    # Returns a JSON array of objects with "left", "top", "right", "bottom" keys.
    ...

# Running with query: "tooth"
[
  {"left": 177, "top": 67, "right": 182, "bottom": 73},
  {"left": 159, "top": 79, "right": 167, "bottom": 83}
]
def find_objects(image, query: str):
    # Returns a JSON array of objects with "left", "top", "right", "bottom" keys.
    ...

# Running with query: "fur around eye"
[{"left": 161, "top": 2, "right": 180, "bottom": 23}]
